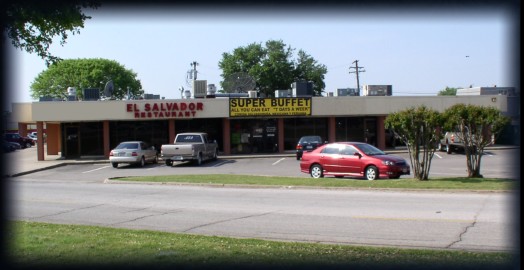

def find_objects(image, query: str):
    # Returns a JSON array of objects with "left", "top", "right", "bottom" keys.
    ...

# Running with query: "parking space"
[{"left": 10, "top": 148, "right": 518, "bottom": 182}]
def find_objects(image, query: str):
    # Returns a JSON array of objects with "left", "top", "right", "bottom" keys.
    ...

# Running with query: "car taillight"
[
  {"left": 296, "top": 144, "right": 303, "bottom": 150},
  {"left": 132, "top": 152, "right": 138, "bottom": 156},
  {"left": 109, "top": 151, "right": 114, "bottom": 156},
  {"left": 451, "top": 134, "right": 455, "bottom": 143}
]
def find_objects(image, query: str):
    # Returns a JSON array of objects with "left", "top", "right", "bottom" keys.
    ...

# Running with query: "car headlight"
[{"left": 382, "top": 160, "right": 395, "bottom": 166}]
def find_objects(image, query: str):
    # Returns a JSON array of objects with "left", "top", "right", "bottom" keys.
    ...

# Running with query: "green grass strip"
[
  {"left": 7, "top": 221, "right": 514, "bottom": 269},
  {"left": 115, "top": 174, "right": 517, "bottom": 190}
]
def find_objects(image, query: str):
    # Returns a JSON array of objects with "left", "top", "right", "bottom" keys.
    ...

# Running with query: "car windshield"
[
  {"left": 115, "top": 142, "right": 139, "bottom": 150},
  {"left": 300, "top": 136, "right": 321, "bottom": 143},
  {"left": 354, "top": 143, "right": 385, "bottom": 156},
  {"left": 176, "top": 135, "right": 203, "bottom": 143}
]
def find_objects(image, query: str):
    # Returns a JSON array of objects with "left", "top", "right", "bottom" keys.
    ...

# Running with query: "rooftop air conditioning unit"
[
  {"left": 248, "top": 90, "right": 257, "bottom": 98},
  {"left": 83, "top": 88, "right": 100, "bottom": 101},
  {"left": 192, "top": 80, "right": 207, "bottom": 98},
  {"left": 275, "top": 90, "right": 290, "bottom": 97}
]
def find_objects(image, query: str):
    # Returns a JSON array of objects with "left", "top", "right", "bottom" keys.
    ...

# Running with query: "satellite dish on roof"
[
  {"left": 103, "top": 80, "right": 114, "bottom": 99},
  {"left": 223, "top": 72, "right": 256, "bottom": 93}
]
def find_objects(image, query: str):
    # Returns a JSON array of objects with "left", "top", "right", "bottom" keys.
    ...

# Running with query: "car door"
[
  {"left": 318, "top": 145, "right": 342, "bottom": 173},
  {"left": 337, "top": 145, "right": 362, "bottom": 174}
]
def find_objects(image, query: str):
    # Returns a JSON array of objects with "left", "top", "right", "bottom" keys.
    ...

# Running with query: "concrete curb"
[{"left": 103, "top": 177, "right": 513, "bottom": 193}]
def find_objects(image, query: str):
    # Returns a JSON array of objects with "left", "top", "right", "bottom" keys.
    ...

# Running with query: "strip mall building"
[{"left": 10, "top": 94, "right": 519, "bottom": 161}]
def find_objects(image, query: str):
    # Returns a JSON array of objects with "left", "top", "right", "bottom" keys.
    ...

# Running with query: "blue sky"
[{"left": 5, "top": 5, "right": 516, "bottom": 109}]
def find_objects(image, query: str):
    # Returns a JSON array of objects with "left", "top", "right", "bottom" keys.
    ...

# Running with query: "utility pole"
[{"left": 349, "top": 60, "right": 365, "bottom": 95}]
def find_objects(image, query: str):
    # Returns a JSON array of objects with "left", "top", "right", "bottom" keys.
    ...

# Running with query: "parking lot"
[{"left": 6, "top": 146, "right": 519, "bottom": 181}]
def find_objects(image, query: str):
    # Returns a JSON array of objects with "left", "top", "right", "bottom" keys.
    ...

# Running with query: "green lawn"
[
  {"left": 114, "top": 174, "right": 517, "bottom": 191},
  {"left": 8, "top": 221, "right": 514, "bottom": 269}
]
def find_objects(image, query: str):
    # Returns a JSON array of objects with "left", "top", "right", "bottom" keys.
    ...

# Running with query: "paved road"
[
  {"left": 8, "top": 176, "right": 517, "bottom": 252},
  {"left": 5, "top": 148, "right": 519, "bottom": 252}
]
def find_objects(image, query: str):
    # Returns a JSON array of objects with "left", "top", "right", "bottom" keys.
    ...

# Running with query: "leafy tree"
[
  {"left": 294, "top": 50, "right": 327, "bottom": 95},
  {"left": 219, "top": 40, "right": 327, "bottom": 97},
  {"left": 442, "top": 104, "right": 510, "bottom": 178},
  {"left": 30, "top": 58, "right": 143, "bottom": 100},
  {"left": 3, "top": 0, "right": 100, "bottom": 66},
  {"left": 438, "top": 87, "right": 457, "bottom": 96},
  {"left": 385, "top": 106, "right": 444, "bottom": 180}
]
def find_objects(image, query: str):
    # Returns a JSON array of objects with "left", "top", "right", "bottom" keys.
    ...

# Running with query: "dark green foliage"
[
  {"left": 30, "top": 58, "right": 143, "bottom": 100},
  {"left": 442, "top": 104, "right": 510, "bottom": 178},
  {"left": 219, "top": 40, "right": 327, "bottom": 97},
  {"left": 385, "top": 106, "right": 444, "bottom": 180},
  {"left": 3, "top": 0, "right": 101, "bottom": 66}
]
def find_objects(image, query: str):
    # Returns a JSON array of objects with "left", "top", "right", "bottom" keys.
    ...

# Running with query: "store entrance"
[{"left": 230, "top": 119, "right": 278, "bottom": 154}]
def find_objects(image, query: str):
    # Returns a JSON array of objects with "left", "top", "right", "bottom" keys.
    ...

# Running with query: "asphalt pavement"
[{"left": 3, "top": 143, "right": 517, "bottom": 177}]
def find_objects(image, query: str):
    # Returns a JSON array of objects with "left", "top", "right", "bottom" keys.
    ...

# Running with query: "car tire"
[
  {"left": 310, "top": 164, "right": 324, "bottom": 179},
  {"left": 194, "top": 153, "right": 202, "bottom": 166},
  {"left": 25, "top": 142, "right": 32, "bottom": 148},
  {"left": 437, "top": 143, "right": 443, "bottom": 152},
  {"left": 365, "top": 166, "right": 379, "bottom": 180},
  {"left": 153, "top": 154, "right": 158, "bottom": 164},
  {"left": 111, "top": 162, "right": 118, "bottom": 168},
  {"left": 213, "top": 150, "right": 218, "bottom": 161},
  {"left": 446, "top": 144, "right": 452, "bottom": 154},
  {"left": 296, "top": 154, "right": 301, "bottom": 160},
  {"left": 165, "top": 160, "right": 173, "bottom": 166},
  {"left": 139, "top": 156, "right": 145, "bottom": 167}
]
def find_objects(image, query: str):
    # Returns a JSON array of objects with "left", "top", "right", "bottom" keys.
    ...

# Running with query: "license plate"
[
  {"left": 174, "top": 156, "right": 184, "bottom": 161},
  {"left": 402, "top": 167, "right": 408, "bottom": 173},
  {"left": 306, "top": 146, "right": 313, "bottom": 149},
  {"left": 118, "top": 152, "right": 126, "bottom": 157}
]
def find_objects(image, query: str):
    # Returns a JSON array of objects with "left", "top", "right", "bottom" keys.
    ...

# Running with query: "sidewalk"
[{"left": 4, "top": 144, "right": 518, "bottom": 177}]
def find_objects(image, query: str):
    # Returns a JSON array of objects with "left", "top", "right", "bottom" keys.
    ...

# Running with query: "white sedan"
[{"left": 109, "top": 141, "right": 158, "bottom": 168}]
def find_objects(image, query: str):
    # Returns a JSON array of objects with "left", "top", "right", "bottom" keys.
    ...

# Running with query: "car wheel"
[
  {"left": 310, "top": 164, "right": 324, "bottom": 179},
  {"left": 194, "top": 153, "right": 202, "bottom": 166},
  {"left": 437, "top": 143, "right": 443, "bottom": 152},
  {"left": 165, "top": 160, "right": 173, "bottom": 166},
  {"left": 365, "top": 166, "right": 378, "bottom": 180},
  {"left": 213, "top": 150, "right": 218, "bottom": 161},
  {"left": 446, "top": 144, "right": 452, "bottom": 154},
  {"left": 25, "top": 142, "right": 32, "bottom": 148},
  {"left": 111, "top": 162, "right": 118, "bottom": 168},
  {"left": 139, "top": 156, "right": 145, "bottom": 167},
  {"left": 153, "top": 154, "right": 158, "bottom": 164}
]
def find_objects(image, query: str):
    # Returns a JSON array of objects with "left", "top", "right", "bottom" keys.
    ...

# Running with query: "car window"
[
  {"left": 116, "top": 142, "right": 139, "bottom": 150},
  {"left": 354, "top": 143, "right": 385, "bottom": 156},
  {"left": 340, "top": 145, "right": 358, "bottom": 156},
  {"left": 321, "top": 145, "right": 340, "bottom": 154},
  {"left": 300, "top": 136, "right": 322, "bottom": 143},
  {"left": 176, "top": 135, "right": 203, "bottom": 143}
]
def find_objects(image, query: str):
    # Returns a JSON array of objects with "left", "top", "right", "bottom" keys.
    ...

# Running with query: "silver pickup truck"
[{"left": 161, "top": 132, "right": 218, "bottom": 166}]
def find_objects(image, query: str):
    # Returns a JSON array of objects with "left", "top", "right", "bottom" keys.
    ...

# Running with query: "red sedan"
[{"left": 300, "top": 142, "right": 410, "bottom": 180}]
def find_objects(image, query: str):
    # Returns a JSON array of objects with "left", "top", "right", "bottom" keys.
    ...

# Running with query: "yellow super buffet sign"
[{"left": 229, "top": 97, "right": 312, "bottom": 117}]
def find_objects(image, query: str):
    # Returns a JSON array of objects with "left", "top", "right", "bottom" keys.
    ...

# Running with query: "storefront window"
[
  {"left": 283, "top": 118, "right": 327, "bottom": 150},
  {"left": 230, "top": 119, "right": 278, "bottom": 154}
]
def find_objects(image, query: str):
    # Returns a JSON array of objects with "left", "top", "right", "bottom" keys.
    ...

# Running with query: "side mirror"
[{"left": 353, "top": 152, "right": 362, "bottom": 159}]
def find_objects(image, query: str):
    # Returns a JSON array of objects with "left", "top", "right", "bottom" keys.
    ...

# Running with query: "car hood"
[{"left": 374, "top": 154, "right": 406, "bottom": 163}]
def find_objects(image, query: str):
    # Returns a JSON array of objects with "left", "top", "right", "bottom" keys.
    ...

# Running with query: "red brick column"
[
  {"left": 377, "top": 116, "right": 386, "bottom": 150},
  {"left": 328, "top": 117, "right": 336, "bottom": 143},
  {"left": 278, "top": 118, "right": 284, "bottom": 153}
]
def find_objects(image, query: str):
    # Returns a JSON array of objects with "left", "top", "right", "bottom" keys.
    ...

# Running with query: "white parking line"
[
  {"left": 434, "top": 153, "right": 442, "bottom": 159},
  {"left": 82, "top": 166, "right": 110, "bottom": 173},
  {"left": 272, "top": 158, "right": 286, "bottom": 165}
]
